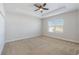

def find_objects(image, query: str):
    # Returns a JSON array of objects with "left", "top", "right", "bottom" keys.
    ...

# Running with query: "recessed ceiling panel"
[{"left": 4, "top": 3, "right": 79, "bottom": 18}]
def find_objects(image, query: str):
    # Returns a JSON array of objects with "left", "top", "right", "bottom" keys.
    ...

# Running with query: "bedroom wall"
[
  {"left": 5, "top": 12, "right": 42, "bottom": 42},
  {"left": 77, "top": 10, "right": 79, "bottom": 40},
  {"left": 42, "top": 11, "right": 79, "bottom": 43},
  {"left": 0, "top": 3, "right": 5, "bottom": 54}
]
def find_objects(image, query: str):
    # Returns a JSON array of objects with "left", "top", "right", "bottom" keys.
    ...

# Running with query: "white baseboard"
[
  {"left": 5, "top": 34, "right": 79, "bottom": 44},
  {"left": 43, "top": 34, "right": 79, "bottom": 44},
  {"left": 5, "top": 34, "right": 41, "bottom": 43}
]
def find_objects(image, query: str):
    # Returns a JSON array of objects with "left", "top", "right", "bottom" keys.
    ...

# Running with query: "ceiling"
[{"left": 4, "top": 3, "right": 79, "bottom": 18}]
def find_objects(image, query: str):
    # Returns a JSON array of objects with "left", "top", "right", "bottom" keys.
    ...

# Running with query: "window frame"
[{"left": 48, "top": 18, "right": 64, "bottom": 34}]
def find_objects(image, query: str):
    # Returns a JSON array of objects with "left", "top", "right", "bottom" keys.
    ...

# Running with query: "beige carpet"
[{"left": 2, "top": 36, "right": 79, "bottom": 55}]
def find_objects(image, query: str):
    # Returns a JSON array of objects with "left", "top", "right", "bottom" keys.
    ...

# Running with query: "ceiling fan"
[{"left": 34, "top": 3, "right": 49, "bottom": 13}]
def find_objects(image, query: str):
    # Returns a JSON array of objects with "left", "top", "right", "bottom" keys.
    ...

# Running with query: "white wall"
[
  {"left": 0, "top": 4, "right": 5, "bottom": 16},
  {"left": 0, "top": 3, "right": 5, "bottom": 54},
  {"left": 42, "top": 11, "right": 79, "bottom": 43},
  {"left": 77, "top": 10, "right": 79, "bottom": 40},
  {"left": 5, "top": 12, "right": 42, "bottom": 42}
]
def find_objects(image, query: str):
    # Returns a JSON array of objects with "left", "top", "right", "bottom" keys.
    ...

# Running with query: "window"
[{"left": 48, "top": 19, "right": 64, "bottom": 33}]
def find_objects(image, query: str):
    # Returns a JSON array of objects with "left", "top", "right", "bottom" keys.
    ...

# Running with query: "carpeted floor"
[{"left": 2, "top": 36, "right": 79, "bottom": 55}]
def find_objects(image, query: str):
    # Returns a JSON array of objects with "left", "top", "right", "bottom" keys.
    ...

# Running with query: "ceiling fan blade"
[
  {"left": 43, "top": 3, "right": 46, "bottom": 7},
  {"left": 41, "top": 10, "right": 43, "bottom": 13},
  {"left": 34, "top": 4, "right": 40, "bottom": 8},
  {"left": 43, "top": 8, "right": 49, "bottom": 10},
  {"left": 34, "top": 9, "right": 39, "bottom": 11}
]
